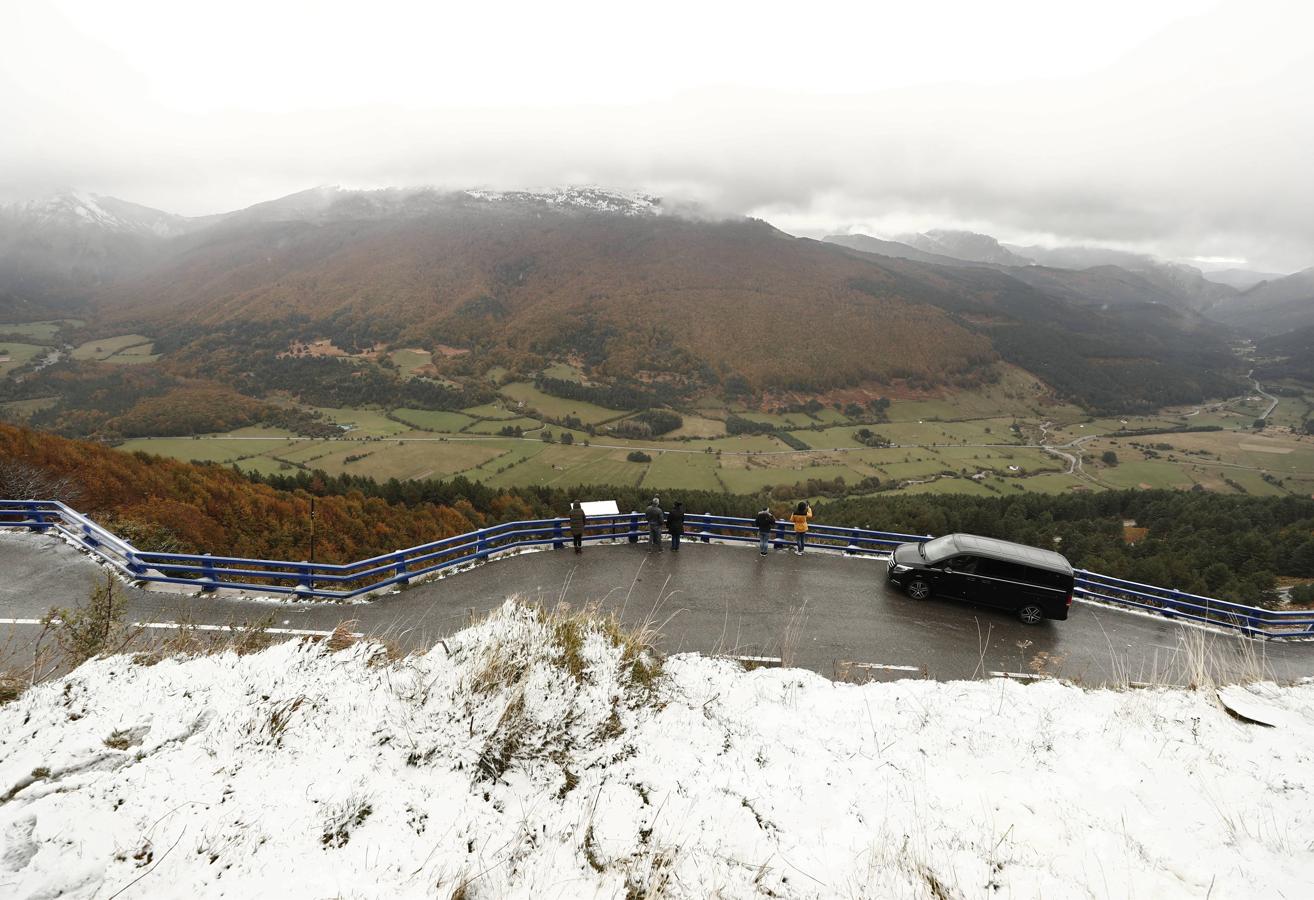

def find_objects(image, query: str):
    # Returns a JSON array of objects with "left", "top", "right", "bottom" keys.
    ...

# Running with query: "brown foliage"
[
  {"left": 101, "top": 207, "right": 995, "bottom": 391},
  {"left": 0, "top": 423, "right": 516, "bottom": 563}
]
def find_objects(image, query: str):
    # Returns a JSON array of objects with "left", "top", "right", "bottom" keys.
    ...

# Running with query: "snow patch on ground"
[{"left": 2, "top": 600, "right": 1313, "bottom": 898}]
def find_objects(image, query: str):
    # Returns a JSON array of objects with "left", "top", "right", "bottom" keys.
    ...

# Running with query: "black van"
[{"left": 886, "top": 533, "right": 1074, "bottom": 624}]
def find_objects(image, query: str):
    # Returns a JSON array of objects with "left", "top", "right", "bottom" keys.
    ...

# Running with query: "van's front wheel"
[
  {"left": 907, "top": 579, "right": 931, "bottom": 601},
  {"left": 1018, "top": 604, "right": 1045, "bottom": 625}
]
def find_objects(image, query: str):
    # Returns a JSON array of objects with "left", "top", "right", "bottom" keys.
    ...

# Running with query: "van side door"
[
  {"left": 939, "top": 555, "right": 986, "bottom": 602},
  {"left": 977, "top": 558, "right": 1037, "bottom": 613}
]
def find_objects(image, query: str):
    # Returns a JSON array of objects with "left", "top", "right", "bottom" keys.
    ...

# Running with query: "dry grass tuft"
[
  {"left": 326, "top": 621, "right": 360, "bottom": 653},
  {"left": 0, "top": 673, "right": 21, "bottom": 706},
  {"left": 320, "top": 795, "right": 373, "bottom": 848}
]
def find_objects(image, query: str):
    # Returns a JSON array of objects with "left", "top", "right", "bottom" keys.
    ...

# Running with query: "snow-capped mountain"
[
  {"left": 463, "top": 186, "right": 661, "bottom": 216},
  {"left": 2, "top": 191, "right": 192, "bottom": 238}
]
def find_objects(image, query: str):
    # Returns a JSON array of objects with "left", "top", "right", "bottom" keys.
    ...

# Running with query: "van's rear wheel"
[
  {"left": 907, "top": 579, "right": 931, "bottom": 601},
  {"left": 1018, "top": 604, "right": 1045, "bottom": 625}
]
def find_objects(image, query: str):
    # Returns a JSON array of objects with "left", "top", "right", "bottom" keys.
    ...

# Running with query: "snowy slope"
[
  {"left": 2, "top": 192, "right": 191, "bottom": 238},
  {"left": 2, "top": 601, "right": 1312, "bottom": 899}
]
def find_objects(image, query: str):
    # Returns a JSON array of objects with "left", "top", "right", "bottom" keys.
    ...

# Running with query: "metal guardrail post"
[
  {"left": 476, "top": 528, "right": 490, "bottom": 560},
  {"left": 200, "top": 553, "right": 217, "bottom": 593},
  {"left": 552, "top": 520, "right": 564, "bottom": 550},
  {"left": 628, "top": 513, "right": 639, "bottom": 544},
  {"left": 394, "top": 550, "right": 408, "bottom": 585},
  {"left": 81, "top": 522, "right": 100, "bottom": 549},
  {"left": 296, "top": 561, "right": 314, "bottom": 597},
  {"left": 25, "top": 501, "right": 50, "bottom": 533},
  {"left": 700, "top": 512, "right": 711, "bottom": 543},
  {"left": 774, "top": 521, "right": 786, "bottom": 550}
]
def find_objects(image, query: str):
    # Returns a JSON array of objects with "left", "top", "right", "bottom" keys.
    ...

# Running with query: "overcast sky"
[{"left": 3, "top": 0, "right": 1311, "bottom": 271}]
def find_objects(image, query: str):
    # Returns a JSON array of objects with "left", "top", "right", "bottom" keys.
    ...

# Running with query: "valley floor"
[{"left": 2, "top": 602, "right": 1312, "bottom": 899}]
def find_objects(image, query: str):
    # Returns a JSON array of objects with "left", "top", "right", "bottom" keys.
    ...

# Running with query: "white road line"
[{"left": 0, "top": 618, "right": 360, "bottom": 638}]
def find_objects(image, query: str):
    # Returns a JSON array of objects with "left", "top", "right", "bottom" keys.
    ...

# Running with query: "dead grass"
[
  {"left": 320, "top": 794, "right": 373, "bottom": 848},
  {"left": 132, "top": 615, "right": 278, "bottom": 666},
  {"left": 472, "top": 600, "right": 664, "bottom": 697}
]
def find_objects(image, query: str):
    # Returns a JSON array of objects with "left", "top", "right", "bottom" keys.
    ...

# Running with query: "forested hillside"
[
  {"left": 0, "top": 423, "right": 538, "bottom": 562},
  {"left": 98, "top": 199, "right": 995, "bottom": 394}
]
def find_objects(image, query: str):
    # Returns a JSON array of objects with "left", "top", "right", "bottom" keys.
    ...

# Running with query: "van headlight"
[{"left": 890, "top": 564, "right": 912, "bottom": 574}]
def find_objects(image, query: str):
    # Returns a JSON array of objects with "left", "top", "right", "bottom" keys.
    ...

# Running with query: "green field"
[
  {"left": 0, "top": 396, "right": 59, "bottom": 420},
  {"left": 899, "top": 477, "right": 1002, "bottom": 497},
  {"left": 104, "top": 343, "right": 160, "bottom": 364},
  {"left": 71, "top": 334, "right": 154, "bottom": 362},
  {"left": 462, "top": 402, "right": 525, "bottom": 420},
  {"left": 77, "top": 352, "right": 1314, "bottom": 502},
  {"left": 391, "top": 408, "right": 478, "bottom": 432},
  {"left": 310, "top": 407, "right": 411, "bottom": 437},
  {"left": 464, "top": 416, "right": 543, "bottom": 434},
  {"left": 390, "top": 349, "right": 432, "bottom": 379},
  {"left": 498, "top": 382, "right": 629, "bottom": 425},
  {"left": 117, "top": 436, "right": 304, "bottom": 465},
  {"left": 0, "top": 343, "right": 49, "bottom": 377},
  {"left": 451, "top": 441, "right": 546, "bottom": 481},
  {"left": 641, "top": 451, "right": 724, "bottom": 492},
  {"left": 666, "top": 414, "right": 727, "bottom": 439},
  {"left": 481, "top": 444, "right": 646, "bottom": 489},
  {"left": 540, "top": 362, "right": 586, "bottom": 382},
  {"left": 0, "top": 320, "right": 81, "bottom": 342}
]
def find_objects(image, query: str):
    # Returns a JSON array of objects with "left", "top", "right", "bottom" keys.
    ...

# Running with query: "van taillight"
[{"left": 1066, "top": 591, "right": 1073, "bottom": 607}]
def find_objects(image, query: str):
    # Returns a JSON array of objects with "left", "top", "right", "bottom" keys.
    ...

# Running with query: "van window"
[{"left": 978, "top": 558, "right": 1030, "bottom": 582}]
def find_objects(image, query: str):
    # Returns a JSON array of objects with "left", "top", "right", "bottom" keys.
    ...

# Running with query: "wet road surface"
[{"left": 2, "top": 532, "right": 1309, "bottom": 685}]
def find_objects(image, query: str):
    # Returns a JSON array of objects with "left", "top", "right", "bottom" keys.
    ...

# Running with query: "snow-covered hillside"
[
  {"left": 2, "top": 601, "right": 1311, "bottom": 899},
  {"left": 1, "top": 191, "right": 190, "bottom": 237},
  {"left": 463, "top": 187, "right": 661, "bottom": 216}
]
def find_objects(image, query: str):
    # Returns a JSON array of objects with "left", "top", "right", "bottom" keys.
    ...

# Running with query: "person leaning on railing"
[
  {"left": 645, "top": 496, "right": 665, "bottom": 552},
  {"left": 569, "top": 501, "right": 586, "bottom": 554},
  {"left": 754, "top": 507, "right": 776, "bottom": 556},
  {"left": 667, "top": 501, "right": 685, "bottom": 552},
  {"left": 790, "top": 501, "right": 813, "bottom": 554}
]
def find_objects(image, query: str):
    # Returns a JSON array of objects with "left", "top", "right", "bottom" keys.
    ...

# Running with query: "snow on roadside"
[{"left": 1, "top": 600, "right": 1313, "bottom": 899}]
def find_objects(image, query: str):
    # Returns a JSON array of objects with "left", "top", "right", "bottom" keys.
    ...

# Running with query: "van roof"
[{"left": 945, "top": 533, "right": 1073, "bottom": 575}]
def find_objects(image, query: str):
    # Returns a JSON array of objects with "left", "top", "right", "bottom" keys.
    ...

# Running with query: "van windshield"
[{"left": 920, "top": 535, "right": 957, "bottom": 563}]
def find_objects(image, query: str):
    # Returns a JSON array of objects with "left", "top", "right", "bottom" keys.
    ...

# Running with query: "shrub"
[
  {"left": 627, "top": 450, "right": 652, "bottom": 463},
  {"left": 45, "top": 573, "right": 135, "bottom": 666}
]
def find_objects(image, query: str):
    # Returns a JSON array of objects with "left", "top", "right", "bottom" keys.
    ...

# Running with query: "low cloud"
[{"left": 2, "top": 1, "right": 1310, "bottom": 272}]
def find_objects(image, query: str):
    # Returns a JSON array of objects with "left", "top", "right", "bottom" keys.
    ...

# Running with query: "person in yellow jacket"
[{"left": 789, "top": 500, "right": 812, "bottom": 554}]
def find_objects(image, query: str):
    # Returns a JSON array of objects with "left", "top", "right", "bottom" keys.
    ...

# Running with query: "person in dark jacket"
[
  {"left": 754, "top": 507, "right": 775, "bottom": 556},
  {"left": 644, "top": 496, "right": 664, "bottom": 551},
  {"left": 569, "top": 501, "right": 586, "bottom": 554},
  {"left": 667, "top": 501, "right": 685, "bottom": 552}
]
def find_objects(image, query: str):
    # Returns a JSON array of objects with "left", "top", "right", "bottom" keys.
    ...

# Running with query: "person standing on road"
[
  {"left": 645, "top": 496, "right": 665, "bottom": 552},
  {"left": 790, "top": 500, "right": 812, "bottom": 554},
  {"left": 754, "top": 506, "right": 776, "bottom": 556},
  {"left": 667, "top": 500, "right": 685, "bottom": 552},
  {"left": 569, "top": 501, "right": 586, "bottom": 554}
]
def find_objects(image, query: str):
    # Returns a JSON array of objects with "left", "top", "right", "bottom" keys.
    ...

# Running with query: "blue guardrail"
[{"left": 2, "top": 499, "right": 1312, "bottom": 639}]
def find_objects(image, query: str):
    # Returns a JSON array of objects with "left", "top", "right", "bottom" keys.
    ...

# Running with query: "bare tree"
[{"left": 0, "top": 459, "right": 83, "bottom": 504}]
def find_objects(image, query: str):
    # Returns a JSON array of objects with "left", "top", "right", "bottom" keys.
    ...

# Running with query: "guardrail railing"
[{"left": 2, "top": 499, "right": 1311, "bottom": 639}]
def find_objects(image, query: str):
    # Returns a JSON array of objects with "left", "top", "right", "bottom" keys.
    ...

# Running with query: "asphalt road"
[{"left": 2, "top": 531, "right": 1310, "bottom": 685}]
